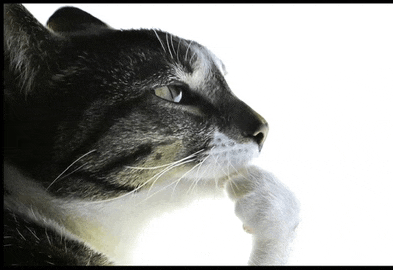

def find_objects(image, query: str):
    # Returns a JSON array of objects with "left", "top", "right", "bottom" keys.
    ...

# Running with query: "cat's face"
[{"left": 4, "top": 5, "right": 268, "bottom": 199}]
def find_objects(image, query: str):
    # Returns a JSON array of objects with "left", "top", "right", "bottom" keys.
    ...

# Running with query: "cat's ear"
[
  {"left": 4, "top": 4, "right": 57, "bottom": 95},
  {"left": 47, "top": 7, "right": 111, "bottom": 35}
]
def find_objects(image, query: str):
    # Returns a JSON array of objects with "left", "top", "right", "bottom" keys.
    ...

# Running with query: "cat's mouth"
[{"left": 179, "top": 132, "right": 260, "bottom": 182}]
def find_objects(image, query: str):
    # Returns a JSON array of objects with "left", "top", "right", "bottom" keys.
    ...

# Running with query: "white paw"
[{"left": 226, "top": 166, "right": 300, "bottom": 265}]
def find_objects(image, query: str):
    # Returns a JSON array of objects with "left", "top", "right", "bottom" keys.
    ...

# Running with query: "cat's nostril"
[
  {"left": 254, "top": 132, "right": 265, "bottom": 146},
  {"left": 252, "top": 122, "right": 269, "bottom": 150}
]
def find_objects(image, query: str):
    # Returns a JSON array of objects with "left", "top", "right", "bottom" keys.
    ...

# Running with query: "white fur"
[
  {"left": 229, "top": 167, "right": 300, "bottom": 265},
  {"left": 184, "top": 131, "right": 259, "bottom": 181},
  {"left": 174, "top": 43, "right": 215, "bottom": 91},
  {"left": 62, "top": 178, "right": 252, "bottom": 265}
]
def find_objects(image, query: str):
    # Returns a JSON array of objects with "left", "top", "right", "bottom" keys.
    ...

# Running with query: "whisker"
[
  {"left": 214, "top": 153, "right": 230, "bottom": 178},
  {"left": 152, "top": 29, "right": 166, "bottom": 53},
  {"left": 46, "top": 149, "right": 96, "bottom": 191},
  {"left": 227, "top": 180, "right": 237, "bottom": 197},
  {"left": 166, "top": 32, "right": 173, "bottom": 59},
  {"left": 146, "top": 158, "right": 195, "bottom": 195},
  {"left": 209, "top": 149, "right": 233, "bottom": 191},
  {"left": 83, "top": 158, "right": 195, "bottom": 206},
  {"left": 227, "top": 171, "right": 240, "bottom": 190},
  {"left": 170, "top": 158, "right": 205, "bottom": 197},
  {"left": 55, "top": 162, "right": 88, "bottom": 182},
  {"left": 176, "top": 38, "right": 182, "bottom": 63},
  {"left": 170, "top": 34, "right": 176, "bottom": 60},
  {"left": 195, "top": 149, "right": 214, "bottom": 178},
  {"left": 225, "top": 157, "right": 248, "bottom": 198},
  {"left": 138, "top": 149, "right": 209, "bottom": 200},
  {"left": 173, "top": 151, "right": 211, "bottom": 195},
  {"left": 137, "top": 159, "right": 196, "bottom": 204},
  {"left": 88, "top": 149, "right": 205, "bottom": 205},
  {"left": 125, "top": 149, "right": 204, "bottom": 171},
  {"left": 124, "top": 158, "right": 195, "bottom": 197},
  {"left": 226, "top": 169, "right": 242, "bottom": 199},
  {"left": 225, "top": 155, "right": 232, "bottom": 179},
  {"left": 229, "top": 161, "right": 247, "bottom": 181},
  {"left": 169, "top": 161, "right": 199, "bottom": 196},
  {"left": 184, "top": 40, "right": 193, "bottom": 62},
  {"left": 186, "top": 153, "right": 211, "bottom": 194}
]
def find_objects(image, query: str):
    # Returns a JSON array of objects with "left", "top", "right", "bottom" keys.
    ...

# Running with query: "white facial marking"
[
  {"left": 184, "top": 131, "right": 259, "bottom": 181},
  {"left": 208, "top": 131, "right": 259, "bottom": 166},
  {"left": 174, "top": 44, "right": 220, "bottom": 90},
  {"left": 207, "top": 48, "right": 227, "bottom": 76}
]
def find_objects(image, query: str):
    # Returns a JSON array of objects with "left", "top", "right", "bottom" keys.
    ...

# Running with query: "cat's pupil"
[{"left": 154, "top": 85, "right": 182, "bottom": 103}]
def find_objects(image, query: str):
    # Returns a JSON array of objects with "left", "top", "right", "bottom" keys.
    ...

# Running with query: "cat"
[{"left": 4, "top": 4, "right": 300, "bottom": 265}]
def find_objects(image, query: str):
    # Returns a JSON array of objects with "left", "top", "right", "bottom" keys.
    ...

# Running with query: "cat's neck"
[
  {"left": 4, "top": 162, "right": 251, "bottom": 265},
  {"left": 62, "top": 179, "right": 229, "bottom": 264}
]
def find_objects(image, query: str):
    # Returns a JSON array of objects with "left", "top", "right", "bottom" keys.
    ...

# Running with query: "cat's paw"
[{"left": 226, "top": 166, "right": 300, "bottom": 265}]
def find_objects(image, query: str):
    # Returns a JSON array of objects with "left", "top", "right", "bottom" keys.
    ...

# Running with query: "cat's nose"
[
  {"left": 229, "top": 100, "right": 269, "bottom": 151},
  {"left": 245, "top": 114, "right": 269, "bottom": 151}
]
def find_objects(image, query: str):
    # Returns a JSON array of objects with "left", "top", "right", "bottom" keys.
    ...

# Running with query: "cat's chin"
[{"left": 178, "top": 162, "right": 256, "bottom": 189}]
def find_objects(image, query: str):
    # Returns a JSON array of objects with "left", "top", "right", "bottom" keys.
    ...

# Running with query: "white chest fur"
[{"left": 63, "top": 180, "right": 252, "bottom": 265}]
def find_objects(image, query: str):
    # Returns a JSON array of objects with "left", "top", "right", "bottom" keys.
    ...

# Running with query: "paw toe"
[{"left": 243, "top": 224, "right": 254, "bottom": 234}]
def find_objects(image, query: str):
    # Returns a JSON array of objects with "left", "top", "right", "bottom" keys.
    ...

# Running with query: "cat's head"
[{"left": 4, "top": 4, "right": 268, "bottom": 199}]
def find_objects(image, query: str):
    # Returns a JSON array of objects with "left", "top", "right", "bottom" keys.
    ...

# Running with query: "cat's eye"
[{"left": 153, "top": 85, "right": 183, "bottom": 103}]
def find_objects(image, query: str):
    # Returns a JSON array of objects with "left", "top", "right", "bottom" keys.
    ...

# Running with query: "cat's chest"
[{"left": 66, "top": 180, "right": 252, "bottom": 265}]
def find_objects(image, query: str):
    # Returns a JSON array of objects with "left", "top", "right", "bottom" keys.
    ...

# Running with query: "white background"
[{"left": 24, "top": 4, "right": 393, "bottom": 265}]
